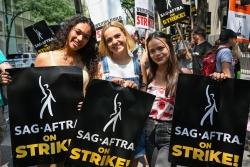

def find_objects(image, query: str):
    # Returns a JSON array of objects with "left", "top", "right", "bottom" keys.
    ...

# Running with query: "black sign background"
[
  {"left": 64, "top": 79, "right": 155, "bottom": 166},
  {"left": 7, "top": 66, "right": 83, "bottom": 166},
  {"left": 155, "top": 0, "right": 187, "bottom": 27},
  {"left": 169, "top": 74, "right": 250, "bottom": 167},
  {"left": 24, "top": 20, "right": 54, "bottom": 53}
]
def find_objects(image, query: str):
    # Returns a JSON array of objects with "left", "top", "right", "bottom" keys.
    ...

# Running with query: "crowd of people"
[{"left": 0, "top": 14, "right": 246, "bottom": 167}]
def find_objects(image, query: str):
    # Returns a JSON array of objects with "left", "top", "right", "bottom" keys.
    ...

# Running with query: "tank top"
[
  {"left": 147, "top": 83, "right": 175, "bottom": 121},
  {"left": 101, "top": 56, "right": 141, "bottom": 88},
  {"left": 49, "top": 51, "right": 89, "bottom": 93}
]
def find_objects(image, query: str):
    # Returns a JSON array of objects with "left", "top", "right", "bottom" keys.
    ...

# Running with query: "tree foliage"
[
  {"left": 121, "top": 0, "right": 135, "bottom": 25},
  {"left": 3, "top": 0, "right": 75, "bottom": 54}
]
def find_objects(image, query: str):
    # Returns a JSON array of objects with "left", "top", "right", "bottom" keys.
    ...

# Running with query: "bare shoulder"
[
  {"left": 35, "top": 52, "right": 51, "bottom": 67},
  {"left": 181, "top": 68, "right": 193, "bottom": 74}
]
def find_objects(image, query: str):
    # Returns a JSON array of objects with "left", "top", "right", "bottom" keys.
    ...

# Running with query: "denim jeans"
[{"left": 145, "top": 118, "right": 176, "bottom": 167}]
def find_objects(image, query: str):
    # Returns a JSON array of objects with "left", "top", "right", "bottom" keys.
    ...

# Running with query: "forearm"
[{"left": 140, "top": 61, "right": 147, "bottom": 92}]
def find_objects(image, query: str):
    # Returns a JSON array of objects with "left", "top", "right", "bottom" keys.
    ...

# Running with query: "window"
[
  {"left": 15, "top": 18, "right": 23, "bottom": 37},
  {"left": 23, "top": 54, "right": 29, "bottom": 58},
  {"left": 0, "top": 0, "right": 3, "bottom": 11},
  {"left": 31, "top": 54, "right": 36, "bottom": 58},
  {"left": 16, "top": 38, "right": 24, "bottom": 52}
]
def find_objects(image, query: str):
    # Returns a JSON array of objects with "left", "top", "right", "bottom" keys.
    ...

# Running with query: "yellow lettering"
[
  {"left": 163, "top": 12, "right": 186, "bottom": 25},
  {"left": 70, "top": 148, "right": 81, "bottom": 159},
  {"left": 56, "top": 139, "right": 68, "bottom": 153},
  {"left": 115, "top": 157, "right": 126, "bottom": 167},
  {"left": 39, "top": 143, "right": 50, "bottom": 155},
  {"left": 105, "top": 155, "right": 117, "bottom": 166},
  {"left": 16, "top": 146, "right": 27, "bottom": 158},
  {"left": 182, "top": 146, "right": 193, "bottom": 158},
  {"left": 172, "top": 145, "right": 182, "bottom": 156},
  {"left": 209, "top": 150, "right": 222, "bottom": 163},
  {"left": 89, "top": 152, "right": 101, "bottom": 165},
  {"left": 26, "top": 144, "right": 39, "bottom": 156},
  {"left": 81, "top": 150, "right": 92, "bottom": 161},
  {"left": 222, "top": 153, "right": 233, "bottom": 166},
  {"left": 193, "top": 148, "right": 204, "bottom": 160}
]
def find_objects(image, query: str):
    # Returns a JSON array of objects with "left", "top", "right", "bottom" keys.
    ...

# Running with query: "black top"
[{"left": 192, "top": 41, "right": 212, "bottom": 75}]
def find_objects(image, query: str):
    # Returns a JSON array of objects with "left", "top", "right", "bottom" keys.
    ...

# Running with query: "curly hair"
[
  {"left": 146, "top": 31, "right": 181, "bottom": 97},
  {"left": 49, "top": 15, "right": 99, "bottom": 79}
]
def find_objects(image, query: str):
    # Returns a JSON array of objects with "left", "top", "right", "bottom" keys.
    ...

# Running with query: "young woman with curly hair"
[
  {"left": 35, "top": 15, "right": 99, "bottom": 167},
  {"left": 35, "top": 15, "right": 99, "bottom": 94}
]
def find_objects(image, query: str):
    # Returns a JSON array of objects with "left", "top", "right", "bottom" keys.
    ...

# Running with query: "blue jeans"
[{"left": 145, "top": 118, "right": 176, "bottom": 167}]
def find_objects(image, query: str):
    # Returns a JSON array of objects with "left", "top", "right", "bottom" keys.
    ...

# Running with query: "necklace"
[{"left": 63, "top": 54, "right": 81, "bottom": 65}]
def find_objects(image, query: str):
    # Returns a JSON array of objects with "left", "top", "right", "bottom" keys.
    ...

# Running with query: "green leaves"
[{"left": 9, "top": 0, "right": 75, "bottom": 23}]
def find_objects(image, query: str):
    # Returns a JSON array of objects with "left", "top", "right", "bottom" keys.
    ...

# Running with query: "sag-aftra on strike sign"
[{"left": 155, "top": 0, "right": 187, "bottom": 27}]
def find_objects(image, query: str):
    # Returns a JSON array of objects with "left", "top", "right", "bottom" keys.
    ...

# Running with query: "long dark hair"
[
  {"left": 50, "top": 15, "right": 99, "bottom": 79},
  {"left": 146, "top": 31, "right": 181, "bottom": 97}
]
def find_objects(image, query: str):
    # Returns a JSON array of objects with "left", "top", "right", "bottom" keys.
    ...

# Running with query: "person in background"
[
  {"left": 187, "top": 27, "right": 212, "bottom": 75},
  {"left": 98, "top": 21, "right": 147, "bottom": 167},
  {"left": 124, "top": 24, "right": 140, "bottom": 57},
  {"left": 214, "top": 29, "right": 237, "bottom": 78},
  {"left": 176, "top": 35, "right": 193, "bottom": 71},
  {"left": 140, "top": 31, "right": 192, "bottom": 167},
  {"left": 35, "top": 15, "right": 99, "bottom": 167},
  {"left": 140, "top": 37, "right": 146, "bottom": 49},
  {"left": 0, "top": 50, "right": 12, "bottom": 167}
]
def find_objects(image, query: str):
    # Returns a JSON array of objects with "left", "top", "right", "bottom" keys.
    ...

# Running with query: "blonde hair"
[
  {"left": 232, "top": 42, "right": 239, "bottom": 55},
  {"left": 98, "top": 21, "right": 135, "bottom": 57}
]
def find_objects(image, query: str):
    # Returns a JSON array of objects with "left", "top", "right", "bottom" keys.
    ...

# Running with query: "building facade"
[{"left": 0, "top": 0, "right": 36, "bottom": 56}]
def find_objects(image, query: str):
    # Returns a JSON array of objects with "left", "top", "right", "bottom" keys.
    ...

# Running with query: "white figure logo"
[
  {"left": 166, "top": 0, "right": 172, "bottom": 9},
  {"left": 39, "top": 76, "right": 56, "bottom": 119},
  {"left": 33, "top": 28, "right": 43, "bottom": 41},
  {"left": 200, "top": 85, "right": 218, "bottom": 126},
  {"left": 237, "top": 20, "right": 242, "bottom": 35},
  {"left": 103, "top": 93, "right": 122, "bottom": 132}
]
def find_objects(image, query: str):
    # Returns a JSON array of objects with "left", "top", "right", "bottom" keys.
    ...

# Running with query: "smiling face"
[
  {"left": 147, "top": 38, "right": 170, "bottom": 66},
  {"left": 103, "top": 26, "right": 127, "bottom": 55},
  {"left": 67, "top": 22, "right": 92, "bottom": 51}
]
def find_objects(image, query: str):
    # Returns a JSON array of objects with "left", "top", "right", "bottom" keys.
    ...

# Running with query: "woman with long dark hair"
[
  {"left": 141, "top": 31, "right": 191, "bottom": 167},
  {"left": 35, "top": 15, "right": 99, "bottom": 167},
  {"left": 35, "top": 15, "right": 99, "bottom": 94}
]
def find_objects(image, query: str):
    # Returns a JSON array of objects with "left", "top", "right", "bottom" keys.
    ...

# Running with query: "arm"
[
  {"left": 221, "top": 62, "right": 232, "bottom": 78},
  {"left": 181, "top": 68, "right": 192, "bottom": 74},
  {"left": 140, "top": 49, "right": 148, "bottom": 92},
  {"left": 0, "top": 62, "right": 12, "bottom": 72},
  {"left": 237, "top": 46, "right": 242, "bottom": 58},
  {"left": 178, "top": 49, "right": 187, "bottom": 59},
  {"left": 0, "top": 61, "right": 12, "bottom": 85}
]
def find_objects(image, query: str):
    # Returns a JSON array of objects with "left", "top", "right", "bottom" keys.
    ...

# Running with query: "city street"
[{"left": 1, "top": 75, "right": 250, "bottom": 167}]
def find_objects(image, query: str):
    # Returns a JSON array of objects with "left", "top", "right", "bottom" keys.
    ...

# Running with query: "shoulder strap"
[
  {"left": 132, "top": 56, "right": 142, "bottom": 87},
  {"left": 215, "top": 47, "right": 227, "bottom": 54},
  {"left": 49, "top": 51, "right": 57, "bottom": 66},
  {"left": 132, "top": 56, "right": 140, "bottom": 75},
  {"left": 101, "top": 57, "right": 109, "bottom": 73}
]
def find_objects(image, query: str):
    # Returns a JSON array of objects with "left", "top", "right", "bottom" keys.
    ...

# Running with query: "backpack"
[{"left": 201, "top": 47, "right": 226, "bottom": 76}]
